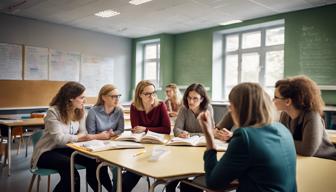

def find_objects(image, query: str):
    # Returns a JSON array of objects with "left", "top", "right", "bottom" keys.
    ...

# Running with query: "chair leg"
[
  {"left": 47, "top": 175, "right": 51, "bottom": 192},
  {"left": 37, "top": 175, "right": 41, "bottom": 192},
  {"left": 28, "top": 174, "right": 36, "bottom": 192}
]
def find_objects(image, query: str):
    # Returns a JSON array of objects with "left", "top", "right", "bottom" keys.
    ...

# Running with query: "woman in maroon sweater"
[{"left": 121, "top": 80, "right": 171, "bottom": 192}]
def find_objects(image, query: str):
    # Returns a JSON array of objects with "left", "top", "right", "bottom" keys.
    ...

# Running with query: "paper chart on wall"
[
  {"left": 0, "top": 43, "right": 22, "bottom": 80},
  {"left": 80, "top": 55, "right": 114, "bottom": 96},
  {"left": 24, "top": 46, "right": 49, "bottom": 80},
  {"left": 49, "top": 49, "right": 80, "bottom": 81}
]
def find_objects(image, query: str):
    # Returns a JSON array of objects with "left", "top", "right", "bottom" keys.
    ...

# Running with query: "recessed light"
[
  {"left": 219, "top": 20, "right": 242, "bottom": 26},
  {"left": 94, "top": 10, "right": 120, "bottom": 18},
  {"left": 129, "top": 0, "right": 153, "bottom": 5}
]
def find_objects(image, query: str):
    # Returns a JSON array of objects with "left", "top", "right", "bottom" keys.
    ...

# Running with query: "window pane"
[
  {"left": 144, "top": 61, "right": 157, "bottom": 80},
  {"left": 266, "top": 27, "right": 284, "bottom": 46},
  {"left": 241, "top": 53, "right": 260, "bottom": 82},
  {"left": 225, "top": 35, "right": 239, "bottom": 52},
  {"left": 265, "top": 50, "right": 284, "bottom": 86},
  {"left": 145, "top": 44, "right": 157, "bottom": 59},
  {"left": 225, "top": 55, "right": 238, "bottom": 86},
  {"left": 242, "top": 31, "right": 261, "bottom": 49}
]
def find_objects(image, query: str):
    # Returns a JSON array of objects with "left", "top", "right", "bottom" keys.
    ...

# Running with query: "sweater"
[
  {"left": 204, "top": 122, "right": 297, "bottom": 192},
  {"left": 130, "top": 101, "right": 171, "bottom": 134}
]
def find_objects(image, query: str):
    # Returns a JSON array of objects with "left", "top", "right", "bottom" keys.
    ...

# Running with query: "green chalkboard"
[{"left": 299, "top": 25, "right": 336, "bottom": 86}]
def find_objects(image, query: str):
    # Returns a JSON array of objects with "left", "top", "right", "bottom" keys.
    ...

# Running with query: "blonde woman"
[
  {"left": 198, "top": 82, "right": 296, "bottom": 192},
  {"left": 165, "top": 83, "right": 182, "bottom": 117},
  {"left": 274, "top": 75, "right": 336, "bottom": 160},
  {"left": 122, "top": 80, "right": 171, "bottom": 192},
  {"left": 86, "top": 84, "right": 124, "bottom": 138}
]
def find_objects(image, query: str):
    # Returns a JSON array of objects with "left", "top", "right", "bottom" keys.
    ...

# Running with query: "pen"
[{"left": 133, "top": 150, "right": 146, "bottom": 157}]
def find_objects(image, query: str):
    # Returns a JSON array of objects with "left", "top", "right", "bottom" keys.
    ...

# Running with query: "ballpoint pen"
[{"left": 133, "top": 150, "right": 146, "bottom": 157}]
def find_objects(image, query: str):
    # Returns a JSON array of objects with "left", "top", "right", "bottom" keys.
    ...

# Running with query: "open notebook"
[
  {"left": 167, "top": 135, "right": 228, "bottom": 151},
  {"left": 73, "top": 140, "right": 144, "bottom": 152},
  {"left": 115, "top": 131, "right": 168, "bottom": 144}
]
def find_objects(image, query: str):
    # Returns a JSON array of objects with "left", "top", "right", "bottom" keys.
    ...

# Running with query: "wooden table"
[{"left": 0, "top": 117, "right": 44, "bottom": 176}]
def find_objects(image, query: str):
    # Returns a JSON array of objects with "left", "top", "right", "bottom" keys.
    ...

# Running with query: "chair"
[
  {"left": 180, "top": 176, "right": 239, "bottom": 192},
  {"left": 28, "top": 130, "right": 88, "bottom": 192}
]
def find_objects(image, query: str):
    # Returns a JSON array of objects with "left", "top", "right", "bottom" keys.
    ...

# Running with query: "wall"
[
  {"left": 0, "top": 13, "right": 131, "bottom": 107},
  {"left": 133, "top": 4, "right": 336, "bottom": 104}
]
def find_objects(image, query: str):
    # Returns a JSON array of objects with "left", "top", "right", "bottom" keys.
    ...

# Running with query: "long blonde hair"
[
  {"left": 95, "top": 84, "right": 117, "bottom": 106},
  {"left": 165, "top": 83, "right": 182, "bottom": 105},
  {"left": 229, "top": 82, "right": 273, "bottom": 128},
  {"left": 133, "top": 80, "right": 159, "bottom": 111}
]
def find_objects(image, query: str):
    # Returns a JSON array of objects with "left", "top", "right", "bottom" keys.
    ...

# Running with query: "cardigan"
[
  {"left": 204, "top": 122, "right": 297, "bottom": 192},
  {"left": 130, "top": 101, "right": 171, "bottom": 134},
  {"left": 173, "top": 105, "right": 214, "bottom": 136},
  {"left": 31, "top": 106, "right": 87, "bottom": 169},
  {"left": 280, "top": 111, "right": 336, "bottom": 160},
  {"left": 86, "top": 105, "right": 124, "bottom": 135}
]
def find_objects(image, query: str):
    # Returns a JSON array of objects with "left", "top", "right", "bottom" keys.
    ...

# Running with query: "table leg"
[
  {"left": 96, "top": 161, "right": 109, "bottom": 192},
  {"left": 70, "top": 151, "right": 78, "bottom": 192},
  {"left": 7, "top": 126, "right": 12, "bottom": 176}
]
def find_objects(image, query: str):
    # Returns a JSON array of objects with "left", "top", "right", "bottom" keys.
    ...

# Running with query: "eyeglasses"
[
  {"left": 107, "top": 94, "right": 121, "bottom": 99},
  {"left": 187, "top": 96, "right": 201, "bottom": 102},
  {"left": 142, "top": 91, "right": 157, "bottom": 97},
  {"left": 273, "top": 95, "right": 286, "bottom": 100}
]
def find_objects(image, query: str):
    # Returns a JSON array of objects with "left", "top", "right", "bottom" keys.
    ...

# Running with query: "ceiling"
[{"left": 0, "top": 0, "right": 335, "bottom": 38}]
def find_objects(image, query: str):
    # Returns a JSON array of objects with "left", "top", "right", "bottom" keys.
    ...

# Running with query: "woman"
[
  {"left": 198, "top": 82, "right": 297, "bottom": 191},
  {"left": 122, "top": 80, "right": 171, "bottom": 192},
  {"left": 31, "top": 82, "right": 112, "bottom": 192},
  {"left": 274, "top": 75, "right": 336, "bottom": 160},
  {"left": 173, "top": 83, "right": 214, "bottom": 138},
  {"left": 165, "top": 83, "right": 182, "bottom": 117},
  {"left": 86, "top": 84, "right": 124, "bottom": 138}
]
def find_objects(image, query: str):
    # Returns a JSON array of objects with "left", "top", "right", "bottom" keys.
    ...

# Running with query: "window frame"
[{"left": 142, "top": 42, "right": 160, "bottom": 85}]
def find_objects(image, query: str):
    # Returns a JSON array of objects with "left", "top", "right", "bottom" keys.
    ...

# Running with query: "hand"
[
  {"left": 131, "top": 126, "right": 146, "bottom": 133},
  {"left": 178, "top": 131, "right": 190, "bottom": 138},
  {"left": 98, "top": 131, "right": 112, "bottom": 140},
  {"left": 214, "top": 128, "right": 233, "bottom": 141},
  {"left": 198, "top": 111, "right": 216, "bottom": 149},
  {"left": 169, "top": 112, "right": 178, "bottom": 117}
]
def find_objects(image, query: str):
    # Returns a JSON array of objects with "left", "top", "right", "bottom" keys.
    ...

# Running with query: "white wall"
[{"left": 0, "top": 13, "right": 132, "bottom": 101}]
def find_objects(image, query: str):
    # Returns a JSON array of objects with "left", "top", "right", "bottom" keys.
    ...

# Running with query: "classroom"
[{"left": 0, "top": 0, "right": 336, "bottom": 192}]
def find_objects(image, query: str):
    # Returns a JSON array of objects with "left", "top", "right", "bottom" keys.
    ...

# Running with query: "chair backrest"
[{"left": 31, "top": 130, "right": 43, "bottom": 147}]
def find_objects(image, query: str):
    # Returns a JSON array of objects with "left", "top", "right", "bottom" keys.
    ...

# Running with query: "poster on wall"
[
  {"left": 0, "top": 43, "right": 22, "bottom": 80},
  {"left": 49, "top": 49, "right": 80, "bottom": 81},
  {"left": 80, "top": 55, "right": 114, "bottom": 96},
  {"left": 24, "top": 46, "right": 49, "bottom": 80}
]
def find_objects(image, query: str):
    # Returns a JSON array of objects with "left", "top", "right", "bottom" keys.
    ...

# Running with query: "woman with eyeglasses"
[
  {"left": 31, "top": 82, "right": 112, "bottom": 192},
  {"left": 122, "top": 80, "right": 171, "bottom": 192},
  {"left": 86, "top": 84, "right": 124, "bottom": 139},
  {"left": 166, "top": 83, "right": 214, "bottom": 192},
  {"left": 274, "top": 75, "right": 336, "bottom": 160},
  {"left": 165, "top": 83, "right": 182, "bottom": 118},
  {"left": 198, "top": 82, "right": 296, "bottom": 192}
]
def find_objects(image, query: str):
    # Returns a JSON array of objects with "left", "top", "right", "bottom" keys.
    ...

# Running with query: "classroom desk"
[
  {"left": 67, "top": 143, "right": 222, "bottom": 192},
  {"left": 0, "top": 117, "right": 44, "bottom": 176}
]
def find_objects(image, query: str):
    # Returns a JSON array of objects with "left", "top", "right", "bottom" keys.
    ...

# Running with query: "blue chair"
[{"left": 28, "top": 130, "right": 88, "bottom": 192}]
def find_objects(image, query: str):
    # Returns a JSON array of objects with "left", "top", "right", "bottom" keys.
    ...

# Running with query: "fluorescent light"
[
  {"left": 129, "top": 0, "right": 153, "bottom": 5},
  {"left": 94, "top": 10, "right": 120, "bottom": 18},
  {"left": 219, "top": 20, "right": 242, "bottom": 26}
]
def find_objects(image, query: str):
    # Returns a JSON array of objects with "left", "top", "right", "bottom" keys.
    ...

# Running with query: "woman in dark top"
[
  {"left": 274, "top": 75, "right": 336, "bottom": 160},
  {"left": 198, "top": 82, "right": 297, "bottom": 192}
]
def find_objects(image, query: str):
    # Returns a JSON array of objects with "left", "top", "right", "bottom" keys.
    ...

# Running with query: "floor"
[{"left": 0, "top": 140, "right": 168, "bottom": 192}]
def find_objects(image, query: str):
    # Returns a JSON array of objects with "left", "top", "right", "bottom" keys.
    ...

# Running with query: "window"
[
  {"left": 143, "top": 42, "right": 160, "bottom": 84},
  {"left": 214, "top": 21, "right": 284, "bottom": 100}
]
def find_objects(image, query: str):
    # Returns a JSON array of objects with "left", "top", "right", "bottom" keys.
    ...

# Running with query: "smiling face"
[
  {"left": 140, "top": 85, "right": 156, "bottom": 105},
  {"left": 70, "top": 92, "right": 86, "bottom": 109},
  {"left": 103, "top": 89, "right": 120, "bottom": 108},
  {"left": 187, "top": 90, "right": 203, "bottom": 111}
]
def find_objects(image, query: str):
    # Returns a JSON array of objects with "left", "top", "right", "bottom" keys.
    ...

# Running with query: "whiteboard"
[
  {"left": 49, "top": 49, "right": 80, "bottom": 81},
  {"left": 0, "top": 43, "right": 22, "bottom": 80},
  {"left": 80, "top": 55, "right": 114, "bottom": 96},
  {"left": 24, "top": 46, "right": 49, "bottom": 80}
]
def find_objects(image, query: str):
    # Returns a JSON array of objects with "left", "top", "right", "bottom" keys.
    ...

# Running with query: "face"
[
  {"left": 165, "top": 87, "right": 174, "bottom": 99},
  {"left": 187, "top": 90, "right": 203, "bottom": 111},
  {"left": 273, "top": 87, "right": 288, "bottom": 111},
  {"left": 140, "top": 85, "right": 156, "bottom": 105},
  {"left": 103, "top": 89, "right": 121, "bottom": 107},
  {"left": 70, "top": 92, "right": 86, "bottom": 109}
]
